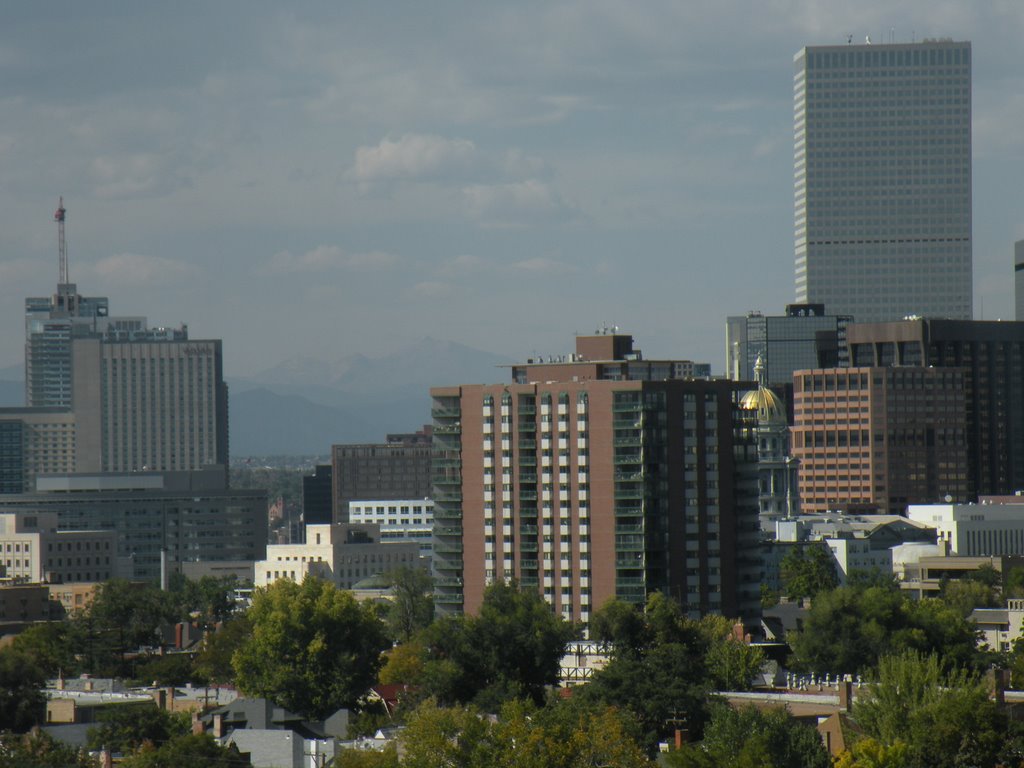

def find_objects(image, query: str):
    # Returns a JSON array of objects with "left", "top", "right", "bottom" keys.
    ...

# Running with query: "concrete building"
[
  {"left": 794, "top": 40, "right": 972, "bottom": 322},
  {"left": 0, "top": 469, "right": 265, "bottom": 583},
  {"left": 791, "top": 366, "right": 969, "bottom": 514},
  {"left": 331, "top": 441, "right": 432, "bottom": 524},
  {"left": 767, "top": 513, "right": 936, "bottom": 589},
  {"left": 255, "top": 522, "right": 421, "bottom": 590},
  {"left": 302, "top": 464, "right": 333, "bottom": 525},
  {"left": 431, "top": 332, "right": 763, "bottom": 626},
  {"left": 848, "top": 319, "right": 1024, "bottom": 498},
  {"left": 726, "top": 304, "right": 852, "bottom": 401},
  {"left": 971, "top": 599, "right": 1024, "bottom": 653},
  {"left": 0, "top": 409, "right": 78, "bottom": 493},
  {"left": 0, "top": 512, "right": 117, "bottom": 584},
  {"left": 1017, "top": 241, "right": 1024, "bottom": 322},
  {"left": 348, "top": 499, "right": 434, "bottom": 560},
  {"left": 907, "top": 497, "right": 1024, "bottom": 557}
]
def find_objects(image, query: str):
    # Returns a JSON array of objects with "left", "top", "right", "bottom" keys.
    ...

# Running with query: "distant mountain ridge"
[{"left": 231, "top": 337, "right": 513, "bottom": 453}]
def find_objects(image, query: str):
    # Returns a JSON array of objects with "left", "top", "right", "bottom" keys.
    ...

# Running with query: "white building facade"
[{"left": 908, "top": 499, "right": 1024, "bottom": 557}]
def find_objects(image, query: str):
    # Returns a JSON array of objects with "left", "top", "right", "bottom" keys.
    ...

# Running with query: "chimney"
[
  {"left": 839, "top": 680, "right": 853, "bottom": 711},
  {"left": 213, "top": 712, "right": 225, "bottom": 739},
  {"left": 98, "top": 748, "right": 113, "bottom": 768}
]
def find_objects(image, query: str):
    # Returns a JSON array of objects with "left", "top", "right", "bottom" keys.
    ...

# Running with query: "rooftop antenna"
[{"left": 54, "top": 197, "right": 68, "bottom": 285}]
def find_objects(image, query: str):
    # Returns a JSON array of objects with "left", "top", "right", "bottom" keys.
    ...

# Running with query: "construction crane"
[{"left": 54, "top": 196, "right": 68, "bottom": 285}]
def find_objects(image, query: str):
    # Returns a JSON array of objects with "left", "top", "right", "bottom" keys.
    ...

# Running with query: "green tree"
[
  {"left": 11, "top": 622, "right": 81, "bottom": 677},
  {"left": 590, "top": 598, "right": 653, "bottom": 656},
  {"left": 699, "top": 615, "right": 765, "bottom": 691},
  {"left": 332, "top": 744, "right": 400, "bottom": 768},
  {"left": 779, "top": 543, "right": 838, "bottom": 600},
  {"left": 0, "top": 730, "right": 95, "bottom": 768},
  {"left": 80, "top": 579, "right": 178, "bottom": 673},
  {"left": 0, "top": 646, "right": 46, "bottom": 732},
  {"left": 791, "top": 583, "right": 978, "bottom": 675},
  {"left": 854, "top": 650, "right": 1006, "bottom": 768},
  {"left": 194, "top": 616, "right": 251, "bottom": 685},
  {"left": 233, "top": 577, "right": 390, "bottom": 720},
  {"left": 834, "top": 738, "right": 911, "bottom": 768},
  {"left": 120, "top": 733, "right": 250, "bottom": 768},
  {"left": 415, "top": 581, "right": 575, "bottom": 709},
  {"left": 939, "top": 578, "right": 998, "bottom": 618},
  {"left": 132, "top": 653, "right": 198, "bottom": 686},
  {"left": 665, "top": 702, "right": 830, "bottom": 768},
  {"left": 385, "top": 565, "right": 434, "bottom": 642},
  {"left": 86, "top": 703, "right": 190, "bottom": 754}
]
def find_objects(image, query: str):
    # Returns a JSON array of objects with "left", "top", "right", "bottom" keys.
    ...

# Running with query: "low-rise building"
[
  {"left": 908, "top": 497, "right": 1024, "bottom": 556},
  {"left": 0, "top": 512, "right": 117, "bottom": 584},
  {"left": 348, "top": 499, "right": 434, "bottom": 561},
  {"left": 255, "top": 523, "right": 421, "bottom": 590}
]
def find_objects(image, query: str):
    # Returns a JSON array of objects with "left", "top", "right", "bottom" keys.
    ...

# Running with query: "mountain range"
[{"left": 0, "top": 338, "right": 513, "bottom": 456}]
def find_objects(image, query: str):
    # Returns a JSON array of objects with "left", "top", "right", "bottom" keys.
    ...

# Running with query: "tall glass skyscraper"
[{"left": 794, "top": 40, "right": 972, "bottom": 322}]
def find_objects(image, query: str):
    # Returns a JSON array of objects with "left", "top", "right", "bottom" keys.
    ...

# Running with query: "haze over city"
[{"left": 2, "top": 2, "right": 1023, "bottom": 378}]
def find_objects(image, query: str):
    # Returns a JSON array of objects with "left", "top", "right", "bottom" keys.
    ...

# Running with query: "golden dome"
[{"left": 740, "top": 385, "right": 786, "bottom": 424}]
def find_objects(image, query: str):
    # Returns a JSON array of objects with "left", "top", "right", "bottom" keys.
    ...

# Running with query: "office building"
[
  {"left": 20, "top": 204, "right": 228, "bottom": 475},
  {"left": 0, "top": 409, "right": 77, "bottom": 493},
  {"left": 302, "top": 465, "right": 333, "bottom": 525},
  {"left": 725, "top": 304, "right": 851, "bottom": 400},
  {"left": 1016, "top": 241, "right": 1024, "bottom": 321},
  {"left": 348, "top": 499, "right": 434, "bottom": 560},
  {"left": 431, "top": 332, "right": 762, "bottom": 625},
  {"left": 791, "top": 366, "right": 968, "bottom": 514},
  {"left": 0, "top": 512, "right": 118, "bottom": 584},
  {"left": 908, "top": 497, "right": 1024, "bottom": 557},
  {"left": 0, "top": 469, "right": 265, "bottom": 582},
  {"left": 254, "top": 522, "right": 421, "bottom": 590},
  {"left": 331, "top": 441, "right": 432, "bottom": 523},
  {"left": 848, "top": 319, "right": 1024, "bottom": 498},
  {"left": 794, "top": 40, "right": 972, "bottom": 321}
]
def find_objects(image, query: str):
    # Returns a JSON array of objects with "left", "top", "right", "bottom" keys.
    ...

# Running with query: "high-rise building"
[
  {"left": 847, "top": 319, "right": 1024, "bottom": 498},
  {"left": 430, "top": 333, "right": 762, "bottom": 626},
  {"left": 331, "top": 441, "right": 432, "bottom": 523},
  {"left": 794, "top": 40, "right": 972, "bottom": 322},
  {"left": 725, "top": 303, "right": 851, "bottom": 400},
  {"left": 1015, "top": 241, "right": 1024, "bottom": 321},
  {"left": 791, "top": 366, "right": 969, "bottom": 515}
]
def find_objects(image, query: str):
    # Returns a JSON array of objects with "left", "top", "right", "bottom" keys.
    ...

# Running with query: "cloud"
[
  {"left": 89, "top": 253, "right": 198, "bottom": 286},
  {"left": 350, "top": 134, "right": 479, "bottom": 183},
  {"left": 462, "top": 179, "right": 577, "bottom": 227},
  {"left": 411, "top": 280, "right": 456, "bottom": 298},
  {"left": 263, "top": 245, "right": 399, "bottom": 274},
  {"left": 511, "top": 257, "right": 578, "bottom": 275}
]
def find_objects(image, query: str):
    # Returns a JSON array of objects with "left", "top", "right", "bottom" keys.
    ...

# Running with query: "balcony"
[
  {"left": 434, "top": 593, "right": 464, "bottom": 605},
  {"left": 518, "top": 455, "right": 537, "bottom": 467},
  {"left": 519, "top": 438, "right": 537, "bottom": 450},
  {"left": 612, "top": 401, "right": 642, "bottom": 413},
  {"left": 520, "top": 541, "right": 538, "bottom": 553},
  {"left": 613, "top": 435, "right": 642, "bottom": 447},
  {"left": 615, "top": 523, "right": 644, "bottom": 533},
  {"left": 432, "top": 407, "right": 461, "bottom": 419},
  {"left": 433, "top": 576, "right": 463, "bottom": 588},
  {"left": 433, "top": 489, "right": 463, "bottom": 503},
  {"left": 434, "top": 541, "right": 464, "bottom": 555},
  {"left": 612, "top": 418, "right": 643, "bottom": 429},
  {"left": 433, "top": 424, "right": 462, "bottom": 435},
  {"left": 432, "top": 506, "right": 462, "bottom": 521},
  {"left": 615, "top": 556, "right": 645, "bottom": 568},
  {"left": 435, "top": 526, "right": 462, "bottom": 537},
  {"left": 614, "top": 488, "right": 645, "bottom": 500}
]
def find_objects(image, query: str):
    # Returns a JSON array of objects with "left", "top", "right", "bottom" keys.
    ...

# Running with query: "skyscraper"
[
  {"left": 431, "top": 333, "right": 762, "bottom": 625},
  {"left": 794, "top": 40, "right": 972, "bottom": 322}
]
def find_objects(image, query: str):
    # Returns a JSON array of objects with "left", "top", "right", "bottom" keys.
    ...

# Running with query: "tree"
[
  {"left": 194, "top": 616, "right": 252, "bottom": 685},
  {"left": 385, "top": 565, "right": 434, "bottom": 642},
  {"left": 833, "top": 738, "right": 911, "bottom": 768},
  {"left": 779, "top": 543, "right": 838, "bottom": 600},
  {"left": 854, "top": 650, "right": 1006, "bottom": 768},
  {"left": 119, "top": 733, "right": 250, "bottom": 768},
  {"left": 0, "top": 730, "right": 95, "bottom": 768},
  {"left": 939, "top": 578, "right": 998, "bottom": 618},
  {"left": 11, "top": 622, "right": 81, "bottom": 677},
  {"left": 0, "top": 647, "right": 46, "bottom": 732},
  {"left": 790, "top": 583, "right": 979, "bottom": 675},
  {"left": 699, "top": 616, "right": 765, "bottom": 692},
  {"left": 79, "top": 579, "right": 178, "bottom": 674},
  {"left": 665, "top": 702, "right": 830, "bottom": 768},
  {"left": 333, "top": 744, "right": 400, "bottom": 768},
  {"left": 578, "top": 595, "right": 713, "bottom": 753},
  {"left": 233, "top": 577, "right": 390, "bottom": 720},
  {"left": 86, "top": 703, "right": 190, "bottom": 754},
  {"left": 414, "top": 581, "right": 575, "bottom": 709}
]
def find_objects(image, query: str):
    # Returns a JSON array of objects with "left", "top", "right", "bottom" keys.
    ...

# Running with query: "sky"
[{"left": 1, "top": 2, "right": 1023, "bottom": 379}]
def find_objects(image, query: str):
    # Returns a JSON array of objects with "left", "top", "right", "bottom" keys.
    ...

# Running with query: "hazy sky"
[{"left": 2, "top": 2, "right": 1022, "bottom": 378}]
